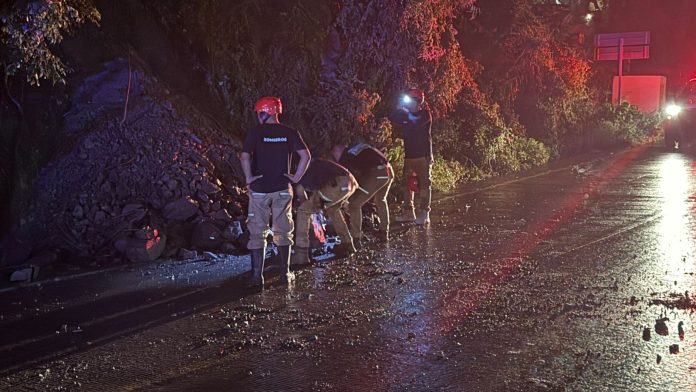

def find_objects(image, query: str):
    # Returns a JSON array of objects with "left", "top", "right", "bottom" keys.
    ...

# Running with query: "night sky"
[{"left": 599, "top": 0, "right": 696, "bottom": 92}]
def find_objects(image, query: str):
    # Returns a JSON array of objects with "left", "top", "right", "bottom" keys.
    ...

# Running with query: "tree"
[
  {"left": 165, "top": 0, "right": 481, "bottom": 152},
  {"left": 1, "top": 0, "right": 100, "bottom": 113}
]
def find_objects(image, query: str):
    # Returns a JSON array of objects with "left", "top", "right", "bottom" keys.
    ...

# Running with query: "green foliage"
[
  {"left": 473, "top": 127, "right": 550, "bottom": 175},
  {"left": 599, "top": 103, "right": 661, "bottom": 146},
  {"left": 431, "top": 155, "right": 470, "bottom": 192},
  {"left": 386, "top": 140, "right": 477, "bottom": 193},
  {"left": 157, "top": 0, "right": 558, "bottom": 193},
  {"left": 538, "top": 89, "right": 599, "bottom": 155},
  {"left": 541, "top": 92, "right": 661, "bottom": 154},
  {"left": 0, "top": 0, "right": 100, "bottom": 85},
  {"left": 178, "top": 0, "right": 483, "bottom": 153}
]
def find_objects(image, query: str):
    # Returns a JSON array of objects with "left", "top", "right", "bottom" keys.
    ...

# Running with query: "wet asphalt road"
[{"left": 3, "top": 146, "right": 696, "bottom": 391}]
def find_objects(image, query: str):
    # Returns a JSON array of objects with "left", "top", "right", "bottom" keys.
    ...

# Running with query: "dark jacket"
[{"left": 388, "top": 107, "right": 433, "bottom": 159}]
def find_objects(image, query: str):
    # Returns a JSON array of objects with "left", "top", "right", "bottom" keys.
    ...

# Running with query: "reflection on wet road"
[{"left": 3, "top": 148, "right": 696, "bottom": 391}]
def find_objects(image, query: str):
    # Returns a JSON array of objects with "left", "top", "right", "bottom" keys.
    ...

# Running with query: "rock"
[
  {"left": 84, "top": 137, "right": 95, "bottom": 149},
  {"left": 200, "top": 179, "right": 221, "bottom": 194},
  {"left": 179, "top": 248, "right": 199, "bottom": 260},
  {"left": 122, "top": 203, "right": 144, "bottom": 215},
  {"left": 669, "top": 344, "right": 680, "bottom": 354},
  {"left": 222, "top": 225, "right": 237, "bottom": 240},
  {"left": 150, "top": 196, "right": 164, "bottom": 210},
  {"left": 191, "top": 221, "right": 223, "bottom": 250},
  {"left": 203, "top": 251, "right": 222, "bottom": 260},
  {"left": 116, "top": 183, "right": 131, "bottom": 198},
  {"left": 222, "top": 242, "right": 237, "bottom": 253},
  {"left": 211, "top": 209, "right": 233, "bottom": 222},
  {"left": 190, "top": 134, "right": 203, "bottom": 144},
  {"left": 10, "top": 266, "right": 39, "bottom": 282},
  {"left": 114, "top": 233, "right": 167, "bottom": 263},
  {"left": 642, "top": 327, "right": 651, "bottom": 341},
  {"left": 94, "top": 211, "right": 107, "bottom": 223},
  {"left": 197, "top": 191, "right": 210, "bottom": 204},
  {"left": 655, "top": 318, "right": 669, "bottom": 336},
  {"left": 3, "top": 61, "right": 247, "bottom": 267},
  {"left": 163, "top": 197, "right": 199, "bottom": 221},
  {"left": 100, "top": 181, "right": 112, "bottom": 193},
  {"left": 134, "top": 226, "right": 158, "bottom": 240}
]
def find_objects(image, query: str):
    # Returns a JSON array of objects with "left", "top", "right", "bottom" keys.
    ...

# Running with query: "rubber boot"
[
  {"left": 247, "top": 248, "right": 265, "bottom": 288},
  {"left": 395, "top": 209, "right": 416, "bottom": 223},
  {"left": 291, "top": 246, "right": 311, "bottom": 267},
  {"left": 415, "top": 210, "right": 430, "bottom": 226},
  {"left": 278, "top": 245, "right": 295, "bottom": 285}
]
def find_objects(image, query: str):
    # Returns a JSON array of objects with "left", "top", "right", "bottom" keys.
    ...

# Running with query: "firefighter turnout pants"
[
  {"left": 246, "top": 188, "right": 294, "bottom": 250},
  {"left": 348, "top": 164, "right": 394, "bottom": 239},
  {"left": 295, "top": 175, "right": 357, "bottom": 249}
]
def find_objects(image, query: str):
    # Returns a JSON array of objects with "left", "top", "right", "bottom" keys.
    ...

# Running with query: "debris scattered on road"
[
  {"left": 642, "top": 327, "right": 651, "bottom": 341},
  {"left": 655, "top": 318, "right": 669, "bottom": 336},
  {"left": 669, "top": 344, "right": 679, "bottom": 355}
]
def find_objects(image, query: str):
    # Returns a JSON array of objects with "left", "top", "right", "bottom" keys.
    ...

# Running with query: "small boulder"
[
  {"left": 211, "top": 208, "right": 233, "bottom": 222},
  {"left": 179, "top": 248, "right": 199, "bottom": 260},
  {"left": 200, "top": 179, "right": 221, "bottom": 195},
  {"left": 134, "top": 226, "right": 158, "bottom": 240},
  {"left": 115, "top": 233, "right": 167, "bottom": 263},
  {"left": 191, "top": 221, "right": 223, "bottom": 250},
  {"left": 10, "top": 266, "right": 39, "bottom": 282},
  {"left": 222, "top": 242, "right": 237, "bottom": 253},
  {"left": 122, "top": 203, "right": 144, "bottom": 215},
  {"left": 163, "top": 197, "right": 199, "bottom": 221},
  {"left": 166, "top": 180, "right": 179, "bottom": 191}
]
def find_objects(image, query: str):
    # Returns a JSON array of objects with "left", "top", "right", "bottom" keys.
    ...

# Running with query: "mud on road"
[{"left": 2, "top": 148, "right": 696, "bottom": 391}]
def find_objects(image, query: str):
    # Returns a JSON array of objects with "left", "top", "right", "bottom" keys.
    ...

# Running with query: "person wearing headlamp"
[{"left": 388, "top": 88, "right": 433, "bottom": 225}]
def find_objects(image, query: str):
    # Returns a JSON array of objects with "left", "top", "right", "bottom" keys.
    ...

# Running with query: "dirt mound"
[{"left": 0, "top": 59, "right": 248, "bottom": 267}]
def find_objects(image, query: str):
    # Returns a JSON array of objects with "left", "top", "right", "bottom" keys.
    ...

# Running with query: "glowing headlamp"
[
  {"left": 402, "top": 95, "right": 413, "bottom": 104},
  {"left": 665, "top": 104, "right": 683, "bottom": 117}
]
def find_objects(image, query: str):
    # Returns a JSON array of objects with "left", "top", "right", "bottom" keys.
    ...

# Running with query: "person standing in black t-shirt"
[
  {"left": 388, "top": 88, "right": 433, "bottom": 226},
  {"left": 291, "top": 158, "right": 358, "bottom": 266},
  {"left": 332, "top": 143, "right": 393, "bottom": 246},
  {"left": 240, "top": 96, "right": 310, "bottom": 288}
]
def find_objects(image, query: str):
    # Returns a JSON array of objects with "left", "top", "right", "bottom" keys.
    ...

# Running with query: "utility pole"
[{"left": 618, "top": 38, "right": 624, "bottom": 104}]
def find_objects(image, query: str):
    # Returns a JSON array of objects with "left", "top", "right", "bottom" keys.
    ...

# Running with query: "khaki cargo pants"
[
  {"left": 347, "top": 164, "right": 394, "bottom": 240},
  {"left": 403, "top": 156, "right": 432, "bottom": 213},
  {"left": 246, "top": 188, "right": 294, "bottom": 250},
  {"left": 295, "top": 175, "right": 357, "bottom": 249}
]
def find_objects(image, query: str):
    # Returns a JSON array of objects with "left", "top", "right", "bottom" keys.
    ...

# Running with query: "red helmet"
[
  {"left": 406, "top": 88, "right": 425, "bottom": 104},
  {"left": 254, "top": 96, "right": 282, "bottom": 115}
]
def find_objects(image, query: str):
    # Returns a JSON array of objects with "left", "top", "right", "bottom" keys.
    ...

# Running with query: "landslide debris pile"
[{"left": 1, "top": 59, "right": 248, "bottom": 267}]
